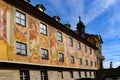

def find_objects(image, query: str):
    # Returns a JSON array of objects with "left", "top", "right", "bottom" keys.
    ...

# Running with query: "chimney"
[
  {"left": 64, "top": 23, "right": 71, "bottom": 29},
  {"left": 35, "top": 4, "right": 46, "bottom": 13},
  {"left": 24, "top": 0, "right": 31, "bottom": 3},
  {"left": 53, "top": 16, "right": 61, "bottom": 22}
]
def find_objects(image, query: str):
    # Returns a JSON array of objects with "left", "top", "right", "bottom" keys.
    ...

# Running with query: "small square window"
[
  {"left": 69, "top": 37, "right": 73, "bottom": 46},
  {"left": 41, "top": 71, "right": 48, "bottom": 80},
  {"left": 90, "top": 48, "right": 92, "bottom": 54},
  {"left": 78, "top": 42, "right": 81, "bottom": 50},
  {"left": 70, "top": 71, "right": 73, "bottom": 78},
  {"left": 16, "top": 41, "right": 27, "bottom": 56},
  {"left": 79, "top": 58, "right": 82, "bottom": 65},
  {"left": 70, "top": 56, "right": 74, "bottom": 64},
  {"left": 84, "top": 45, "right": 87, "bottom": 52},
  {"left": 91, "top": 61, "right": 93, "bottom": 66},
  {"left": 16, "top": 10, "right": 26, "bottom": 26},
  {"left": 57, "top": 31, "right": 62, "bottom": 42},
  {"left": 40, "top": 23, "right": 47, "bottom": 35},
  {"left": 20, "top": 70, "right": 30, "bottom": 80},
  {"left": 41, "top": 48, "right": 49, "bottom": 60},
  {"left": 95, "top": 62, "right": 97, "bottom": 67},
  {"left": 86, "top": 60, "right": 88, "bottom": 66},
  {"left": 59, "top": 53, "right": 64, "bottom": 62}
]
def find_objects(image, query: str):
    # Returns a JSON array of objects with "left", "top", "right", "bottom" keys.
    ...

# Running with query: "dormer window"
[
  {"left": 35, "top": 4, "right": 46, "bottom": 13},
  {"left": 24, "top": 0, "right": 31, "bottom": 3},
  {"left": 53, "top": 16, "right": 61, "bottom": 22}
]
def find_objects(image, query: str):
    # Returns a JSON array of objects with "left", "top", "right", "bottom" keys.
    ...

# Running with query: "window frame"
[
  {"left": 70, "top": 71, "right": 73, "bottom": 78},
  {"left": 58, "top": 53, "right": 64, "bottom": 62},
  {"left": 70, "top": 56, "right": 74, "bottom": 64},
  {"left": 86, "top": 59, "right": 88, "bottom": 66},
  {"left": 91, "top": 61, "right": 93, "bottom": 66},
  {"left": 16, "top": 41, "right": 27, "bottom": 56},
  {"left": 90, "top": 48, "right": 92, "bottom": 54},
  {"left": 77, "top": 42, "right": 81, "bottom": 50},
  {"left": 40, "top": 23, "right": 47, "bottom": 35},
  {"left": 41, "top": 48, "right": 49, "bottom": 60},
  {"left": 84, "top": 45, "right": 87, "bottom": 52},
  {"left": 79, "top": 58, "right": 82, "bottom": 65},
  {"left": 57, "top": 31, "right": 63, "bottom": 42},
  {"left": 16, "top": 10, "right": 26, "bottom": 26},
  {"left": 69, "top": 37, "right": 73, "bottom": 46}
]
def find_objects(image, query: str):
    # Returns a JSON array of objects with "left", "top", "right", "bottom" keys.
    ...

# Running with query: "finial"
[
  {"left": 79, "top": 16, "right": 81, "bottom": 22},
  {"left": 110, "top": 59, "right": 113, "bottom": 69}
]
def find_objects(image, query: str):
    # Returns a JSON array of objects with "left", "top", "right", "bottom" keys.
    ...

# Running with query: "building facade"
[{"left": 0, "top": 0, "right": 104, "bottom": 80}]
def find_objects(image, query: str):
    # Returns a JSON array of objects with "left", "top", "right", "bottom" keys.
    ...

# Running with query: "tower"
[{"left": 76, "top": 16, "right": 85, "bottom": 36}]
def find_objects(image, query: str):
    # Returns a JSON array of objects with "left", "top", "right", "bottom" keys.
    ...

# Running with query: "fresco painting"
[
  {"left": 14, "top": 24, "right": 28, "bottom": 42},
  {"left": 49, "top": 27, "right": 58, "bottom": 65},
  {"left": 40, "top": 34, "right": 49, "bottom": 48},
  {"left": 0, "top": 3, "right": 7, "bottom": 42},
  {"left": 0, "top": 2, "right": 8, "bottom": 60},
  {"left": 57, "top": 42, "right": 64, "bottom": 53},
  {"left": 29, "top": 17, "right": 40, "bottom": 63}
]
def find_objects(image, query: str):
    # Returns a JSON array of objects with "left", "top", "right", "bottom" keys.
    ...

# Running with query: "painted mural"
[
  {"left": 14, "top": 24, "right": 28, "bottom": 42},
  {"left": 28, "top": 17, "right": 40, "bottom": 63},
  {"left": 0, "top": 2, "right": 8, "bottom": 60},
  {"left": 0, "top": 2, "right": 7, "bottom": 42},
  {"left": 49, "top": 27, "right": 58, "bottom": 64}
]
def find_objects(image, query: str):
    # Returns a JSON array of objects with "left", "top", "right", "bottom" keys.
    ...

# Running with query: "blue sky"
[{"left": 31, "top": 0, "right": 120, "bottom": 68}]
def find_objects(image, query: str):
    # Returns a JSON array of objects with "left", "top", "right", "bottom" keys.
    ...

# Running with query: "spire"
[
  {"left": 79, "top": 16, "right": 81, "bottom": 22},
  {"left": 76, "top": 16, "right": 85, "bottom": 36},
  {"left": 110, "top": 60, "right": 113, "bottom": 69}
]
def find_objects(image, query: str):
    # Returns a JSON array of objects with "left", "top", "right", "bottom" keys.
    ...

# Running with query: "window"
[
  {"left": 20, "top": 70, "right": 29, "bottom": 80},
  {"left": 85, "top": 71, "right": 87, "bottom": 77},
  {"left": 40, "top": 23, "right": 47, "bottom": 35},
  {"left": 41, "top": 48, "right": 49, "bottom": 60},
  {"left": 69, "top": 37, "right": 73, "bottom": 46},
  {"left": 70, "top": 56, "right": 74, "bottom": 64},
  {"left": 16, "top": 11, "right": 26, "bottom": 26},
  {"left": 79, "top": 58, "right": 82, "bottom": 65},
  {"left": 86, "top": 60, "right": 88, "bottom": 66},
  {"left": 95, "top": 62, "right": 97, "bottom": 67},
  {"left": 59, "top": 53, "right": 64, "bottom": 62},
  {"left": 91, "top": 61, "right": 93, "bottom": 66},
  {"left": 70, "top": 71, "right": 73, "bottom": 78},
  {"left": 16, "top": 42, "right": 27, "bottom": 56},
  {"left": 84, "top": 45, "right": 87, "bottom": 52},
  {"left": 57, "top": 31, "right": 62, "bottom": 42},
  {"left": 78, "top": 71, "right": 81, "bottom": 78},
  {"left": 89, "top": 71, "right": 92, "bottom": 77},
  {"left": 90, "top": 48, "right": 92, "bottom": 54},
  {"left": 77, "top": 42, "right": 81, "bottom": 50},
  {"left": 41, "top": 71, "right": 48, "bottom": 80},
  {"left": 58, "top": 71, "right": 63, "bottom": 79}
]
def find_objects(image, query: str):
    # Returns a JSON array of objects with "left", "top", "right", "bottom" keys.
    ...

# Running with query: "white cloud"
[{"left": 83, "top": 0, "right": 118, "bottom": 25}]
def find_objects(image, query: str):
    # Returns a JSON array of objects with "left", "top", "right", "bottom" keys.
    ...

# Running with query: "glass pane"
[
  {"left": 16, "top": 49, "right": 21, "bottom": 53},
  {"left": 16, "top": 18, "right": 21, "bottom": 24},
  {"left": 21, "top": 50, "right": 26, "bottom": 55},
  {"left": 21, "top": 44, "right": 26, "bottom": 49},
  {"left": 21, "top": 14, "right": 25, "bottom": 20},
  {"left": 44, "top": 30, "right": 46, "bottom": 35},
  {"left": 21, "top": 20, "right": 25, "bottom": 26},
  {"left": 16, "top": 42, "right": 20, "bottom": 48},
  {"left": 16, "top": 11, "right": 20, "bottom": 17},
  {"left": 43, "top": 25, "right": 46, "bottom": 29}
]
